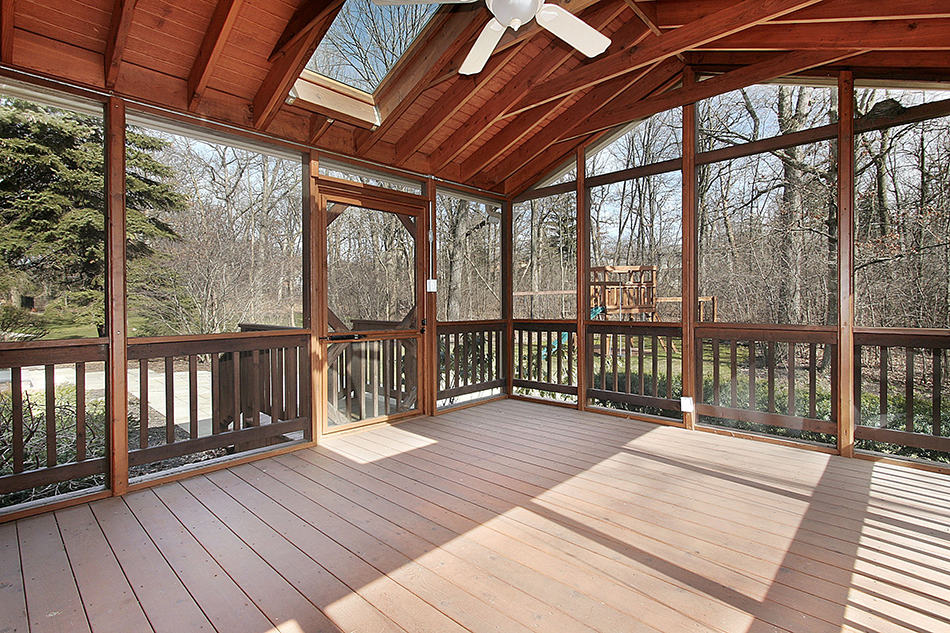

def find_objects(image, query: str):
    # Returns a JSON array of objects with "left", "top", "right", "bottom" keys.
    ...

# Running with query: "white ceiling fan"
[{"left": 371, "top": 0, "right": 612, "bottom": 75}]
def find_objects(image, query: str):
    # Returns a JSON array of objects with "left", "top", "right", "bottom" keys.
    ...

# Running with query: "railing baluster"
[
  {"left": 712, "top": 338, "right": 720, "bottom": 406},
  {"left": 12, "top": 367, "right": 23, "bottom": 473},
  {"left": 599, "top": 333, "right": 606, "bottom": 390},
  {"left": 251, "top": 350, "right": 261, "bottom": 428},
  {"left": 854, "top": 345, "right": 863, "bottom": 425},
  {"left": 730, "top": 340, "right": 738, "bottom": 408},
  {"left": 767, "top": 341, "right": 775, "bottom": 413},
  {"left": 383, "top": 341, "right": 391, "bottom": 416},
  {"left": 787, "top": 343, "right": 795, "bottom": 417},
  {"left": 567, "top": 330, "right": 574, "bottom": 385},
  {"left": 453, "top": 332, "right": 461, "bottom": 388},
  {"left": 905, "top": 347, "right": 914, "bottom": 433},
  {"left": 546, "top": 330, "right": 553, "bottom": 385},
  {"left": 638, "top": 335, "right": 645, "bottom": 395},
  {"left": 287, "top": 347, "right": 298, "bottom": 420},
  {"left": 808, "top": 342, "right": 817, "bottom": 419},
  {"left": 666, "top": 336, "right": 673, "bottom": 400},
  {"left": 140, "top": 359, "right": 149, "bottom": 448},
  {"left": 211, "top": 353, "right": 220, "bottom": 435},
  {"left": 651, "top": 335, "right": 659, "bottom": 397},
  {"left": 189, "top": 355, "right": 198, "bottom": 439},
  {"left": 76, "top": 362, "right": 86, "bottom": 461},
  {"left": 612, "top": 333, "right": 619, "bottom": 392},
  {"left": 933, "top": 349, "right": 942, "bottom": 436},
  {"left": 748, "top": 341, "right": 756, "bottom": 410},
  {"left": 45, "top": 364, "right": 56, "bottom": 467},
  {"left": 233, "top": 351, "right": 242, "bottom": 431},
  {"left": 269, "top": 348, "right": 279, "bottom": 420},
  {"left": 370, "top": 341, "right": 379, "bottom": 419},
  {"left": 165, "top": 357, "right": 175, "bottom": 443},
  {"left": 624, "top": 334, "right": 631, "bottom": 394},
  {"left": 879, "top": 346, "right": 888, "bottom": 427}
]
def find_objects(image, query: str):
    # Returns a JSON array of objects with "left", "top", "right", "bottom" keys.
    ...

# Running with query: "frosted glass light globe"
[{"left": 487, "top": 0, "right": 543, "bottom": 30}]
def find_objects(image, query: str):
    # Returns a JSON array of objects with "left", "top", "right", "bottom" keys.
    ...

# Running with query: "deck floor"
[{"left": 3, "top": 399, "right": 950, "bottom": 633}]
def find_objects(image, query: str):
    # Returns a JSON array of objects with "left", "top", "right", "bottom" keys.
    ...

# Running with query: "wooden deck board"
[{"left": 3, "top": 400, "right": 950, "bottom": 633}]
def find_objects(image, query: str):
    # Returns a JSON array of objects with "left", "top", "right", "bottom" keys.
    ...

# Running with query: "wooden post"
[
  {"left": 309, "top": 150, "right": 327, "bottom": 439},
  {"left": 105, "top": 97, "right": 128, "bottom": 495},
  {"left": 576, "top": 148, "right": 588, "bottom": 410},
  {"left": 503, "top": 198, "right": 514, "bottom": 397},
  {"left": 681, "top": 68, "right": 699, "bottom": 430},
  {"left": 424, "top": 178, "right": 438, "bottom": 416},
  {"left": 837, "top": 70, "right": 856, "bottom": 457}
]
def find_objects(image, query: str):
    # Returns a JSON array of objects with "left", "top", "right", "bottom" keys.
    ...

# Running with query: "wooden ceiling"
[{"left": 1, "top": 0, "right": 949, "bottom": 196}]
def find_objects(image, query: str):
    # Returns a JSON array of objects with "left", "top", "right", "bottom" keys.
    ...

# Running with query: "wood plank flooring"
[{"left": 3, "top": 399, "right": 950, "bottom": 633}]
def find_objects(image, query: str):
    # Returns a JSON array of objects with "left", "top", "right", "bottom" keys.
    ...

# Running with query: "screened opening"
[
  {"left": 0, "top": 83, "right": 106, "bottom": 340},
  {"left": 513, "top": 194, "right": 577, "bottom": 320},
  {"left": 125, "top": 115, "right": 305, "bottom": 337}
]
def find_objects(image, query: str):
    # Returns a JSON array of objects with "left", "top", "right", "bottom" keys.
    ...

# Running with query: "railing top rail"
[
  {"left": 697, "top": 323, "right": 836, "bottom": 344},
  {"left": 128, "top": 330, "right": 309, "bottom": 360},
  {"left": 130, "top": 329, "right": 309, "bottom": 346},
  {"left": 587, "top": 322, "right": 682, "bottom": 335},
  {"left": 854, "top": 327, "right": 950, "bottom": 348},
  {"left": 0, "top": 339, "right": 108, "bottom": 367},
  {"left": 0, "top": 337, "right": 107, "bottom": 352}
]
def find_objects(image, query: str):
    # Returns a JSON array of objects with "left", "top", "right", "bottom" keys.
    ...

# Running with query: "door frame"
[{"left": 315, "top": 178, "right": 428, "bottom": 434}]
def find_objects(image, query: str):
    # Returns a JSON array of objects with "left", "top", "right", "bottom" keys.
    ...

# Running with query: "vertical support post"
[
  {"left": 681, "top": 68, "right": 699, "bottom": 430},
  {"left": 837, "top": 70, "right": 856, "bottom": 457},
  {"left": 424, "top": 178, "right": 438, "bottom": 415},
  {"left": 309, "top": 150, "right": 327, "bottom": 440},
  {"left": 105, "top": 97, "right": 128, "bottom": 495},
  {"left": 502, "top": 198, "right": 514, "bottom": 397},
  {"left": 575, "top": 148, "right": 588, "bottom": 410},
  {"left": 302, "top": 152, "right": 315, "bottom": 441}
]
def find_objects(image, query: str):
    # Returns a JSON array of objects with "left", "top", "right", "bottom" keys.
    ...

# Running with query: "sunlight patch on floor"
[{"left": 324, "top": 427, "right": 437, "bottom": 463}]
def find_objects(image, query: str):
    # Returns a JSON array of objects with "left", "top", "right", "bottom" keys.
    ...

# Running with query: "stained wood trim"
[
  {"left": 0, "top": 0, "right": 13, "bottom": 63},
  {"left": 681, "top": 68, "right": 699, "bottom": 429},
  {"left": 188, "top": 0, "right": 244, "bottom": 109},
  {"left": 104, "top": 0, "right": 139, "bottom": 89},
  {"left": 0, "top": 458, "right": 108, "bottom": 495},
  {"left": 695, "top": 403, "right": 837, "bottom": 435},
  {"left": 253, "top": 0, "right": 344, "bottom": 129},
  {"left": 564, "top": 49, "right": 863, "bottom": 141},
  {"left": 837, "top": 71, "right": 856, "bottom": 458},
  {"left": 515, "top": 0, "right": 824, "bottom": 111},
  {"left": 575, "top": 149, "right": 588, "bottom": 411},
  {"left": 268, "top": 0, "right": 341, "bottom": 62},
  {"left": 105, "top": 97, "right": 128, "bottom": 496}
]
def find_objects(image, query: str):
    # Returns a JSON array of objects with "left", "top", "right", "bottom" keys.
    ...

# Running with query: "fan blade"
[
  {"left": 459, "top": 18, "right": 507, "bottom": 75},
  {"left": 371, "top": 0, "right": 476, "bottom": 5},
  {"left": 535, "top": 4, "right": 611, "bottom": 57}
]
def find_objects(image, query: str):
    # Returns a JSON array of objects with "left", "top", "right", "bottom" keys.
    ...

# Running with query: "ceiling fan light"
[{"left": 487, "top": 0, "right": 543, "bottom": 29}]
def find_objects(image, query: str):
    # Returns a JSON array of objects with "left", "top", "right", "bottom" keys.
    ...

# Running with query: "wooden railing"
[
  {"left": 0, "top": 339, "right": 109, "bottom": 503},
  {"left": 512, "top": 320, "right": 577, "bottom": 397},
  {"left": 437, "top": 321, "right": 505, "bottom": 403},
  {"left": 695, "top": 325, "right": 838, "bottom": 440},
  {"left": 127, "top": 331, "right": 310, "bottom": 473},
  {"left": 327, "top": 335, "right": 417, "bottom": 426},
  {"left": 854, "top": 329, "right": 950, "bottom": 457},
  {"left": 587, "top": 323, "right": 682, "bottom": 417}
]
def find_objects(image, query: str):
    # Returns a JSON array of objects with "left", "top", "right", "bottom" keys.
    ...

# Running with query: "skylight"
[{"left": 308, "top": 0, "right": 439, "bottom": 95}]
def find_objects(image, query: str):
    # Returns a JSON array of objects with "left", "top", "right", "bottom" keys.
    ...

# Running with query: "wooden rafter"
[
  {"left": 393, "top": 38, "right": 524, "bottom": 163},
  {"left": 563, "top": 49, "right": 864, "bottom": 142},
  {"left": 252, "top": 0, "right": 344, "bottom": 129},
  {"left": 462, "top": 15, "right": 666, "bottom": 182},
  {"left": 475, "top": 58, "right": 682, "bottom": 187},
  {"left": 428, "top": 1, "right": 631, "bottom": 173},
  {"left": 510, "top": 0, "right": 823, "bottom": 114},
  {"left": 697, "top": 19, "right": 950, "bottom": 51},
  {"left": 653, "top": 0, "right": 950, "bottom": 28},
  {"left": 269, "top": 0, "right": 339, "bottom": 62},
  {"left": 188, "top": 0, "right": 245, "bottom": 110},
  {"left": 355, "top": 7, "right": 490, "bottom": 156},
  {"left": 104, "top": 0, "right": 140, "bottom": 89},
  {"left": 0, "top": 0, "right": 13, "bottom": 63},
  {"left": 309, "top": 114, "right": 334, "bottom": 144}
]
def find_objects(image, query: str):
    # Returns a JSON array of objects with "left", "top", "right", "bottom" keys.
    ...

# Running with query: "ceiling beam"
[
  {"left": 355, "top": 7, "right": 490, "bottom": 156},
  {"left": 564, "top": 49, "right": 864, "bottom": 142},
  {"left": 463, "top": 14, "right": 673, "bottom": 183},
  {"left": 393, "top": 36, "right": 526, "bottom": 163},
  {"left": 503, "top": 133, "right": 597, "bottom": 196},
  {"left": 510, "top": 0, "right": 823, "bottom": 115},
  {"left": 309, "top": 114, "right": 334, "bottom": 144},
  {"left": 696, "top": 18, "right": 950, "bottom": 51},
  {"left": 474, "top": 58, "right": 682, "bottom": 188},
  {"left": 188, "top": 0, "right": 244, "bottom": 110},
  {"left": 428, "top": 1, "right": 632, "bottom": 173},
  {"left": 252, "top": 0, "right": 344, "bottom": 129},
  {"left": 104, "top": 0, "right": 139, "bottom": 89},
  {"left": 268, "top": 0, "right": 339, "bottom": 63},
  {"left": 653, "top": 0, "right": 950, "bottom": 28}
]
